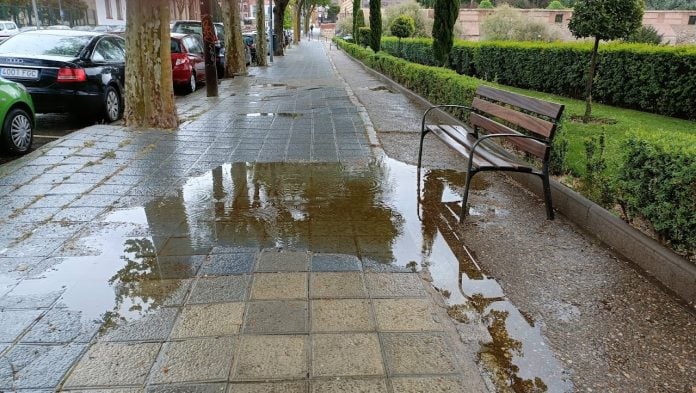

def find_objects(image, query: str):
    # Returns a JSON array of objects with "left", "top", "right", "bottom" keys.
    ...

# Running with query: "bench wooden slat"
[
  {"left": 469, "top": 113, "right": 548, "bottom": 159},
  {"left": 472, "top": 97, "right": 555, "bottom": 139},
  {"left": 427, "top": 125, "right": 529, "bottom": 170},
  {"left": 476, "top": 86, "right": 564, "bottom": 120}
]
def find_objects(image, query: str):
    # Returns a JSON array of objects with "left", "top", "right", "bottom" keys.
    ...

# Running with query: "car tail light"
[{"left": 57, "top": 67, "right": 86, "bottom": 82}]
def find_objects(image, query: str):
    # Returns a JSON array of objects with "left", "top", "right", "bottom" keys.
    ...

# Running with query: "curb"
[{"left": 339, "top": 48, "right": 696, "bottom": 306}]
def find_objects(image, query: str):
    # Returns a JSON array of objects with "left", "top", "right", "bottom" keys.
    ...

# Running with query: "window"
[
  {"left": 689, "top": 15, "right": 696, "bottom": 25},
  {"left": 115, "top": 0, "right": 123, "bottom": 20},
  {"left": 104, "top": 0, "right": 112, "bottom": 19},
  {"left": 92, "top": 38, "right": 125, "bottom": 62},
  {"left": 555, "top": 14, "right": 563, "bottom": 23}
]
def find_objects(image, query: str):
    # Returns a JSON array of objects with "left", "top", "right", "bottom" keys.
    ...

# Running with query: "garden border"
[{"left": 341, "top": 47, "right": 696, "bottom": 306}]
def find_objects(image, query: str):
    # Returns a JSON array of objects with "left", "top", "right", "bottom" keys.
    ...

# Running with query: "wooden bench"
[{"left": 417, "top": 86, "right": 565, "bottom": 222}]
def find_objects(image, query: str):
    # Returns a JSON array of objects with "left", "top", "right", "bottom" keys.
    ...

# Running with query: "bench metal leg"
[
  {"left": 417, "top": 130, "right": 429, "bottom": 170},
  {"left": 460, "top": 170, "right": 476, "bottom": 223},
  {"left": 541, "top": 172, "right": 555, "bottom": 220}
]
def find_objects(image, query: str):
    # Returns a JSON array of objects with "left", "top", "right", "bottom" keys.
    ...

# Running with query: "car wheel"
[
  {"left": 103, "top": 86, "right": 122, "bottom": 122},
  {"left": 1, "top": 108, "right": 33, "bottom": 155},
  {"left": 183, "top": 71, "right": 196, "bottom": 94}
]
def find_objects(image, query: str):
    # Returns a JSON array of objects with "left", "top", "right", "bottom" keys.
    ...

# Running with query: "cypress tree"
[
  {"left": 352, "top": 0, "right": 361, "bottom": 40},
  {"left": 369, "top": 0, "right": 382, "bottom": 52},
  {"left": 432, "top": 0, "right": 460, "bottom": 66}
]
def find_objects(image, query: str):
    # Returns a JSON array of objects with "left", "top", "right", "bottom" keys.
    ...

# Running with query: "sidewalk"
[{"left": 0, "top": 42, "right": 489, "bottom": 392}]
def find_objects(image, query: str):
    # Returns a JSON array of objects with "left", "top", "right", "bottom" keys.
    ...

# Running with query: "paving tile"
[
  {"left": 170, "top": 303, "right": 244, "bottom": 339},
  {"left": 373, "top": 299, "right": 443, "bottom": 332},
  {"left": 250, "top": 273, "right": 307, "bottom": 300},
  {"left": 151, "top": 255, "right": 205, "bottom": 279},
  {"left": 149, "top": 337, "right": 235, "bottom": 384},
  {"left": 390, "top": 376, "right": 471, "bottom": 392},
  {"left": 0, "top": 343, "right": 86, "bottom": 389},
  {"left": 187, "top": 275, "right": 250, "bottom": 304},
  {"left": 311, "top": 333, "right": 384, "bottom": 377},
  {"left": 200, "top": 253, "right": 256, "bottom": 276},
  {"left": 64, "top": 342, "right": 161, "bottom": 388},
  {"left": 233, "top": 335, "right": 307, "bottom": 380},
  {"left": 100, "top": 307, "right": 179, "bottom": 342},
  {"left": 243, "top": 301, "right": 308, "bottom": 334},
  {"left": 310, "top": 378, "right": 388, "bottom": 393},
  {"left": 311, "top": 254, "right": 362, "bottom": 272},
  {"left": 64, "top": 389, "right": 141, "bottom": 393},
  {"left": 147, "top": 383, "right": 226, "bottom": 393},
  {"left": 0, "top": 287, "right": 63, "bottom": 309},
  {"left": 311, "top": 299, "right": 373, "bottom": 332},
  {"left": 159, "top": 237, "right": 212, "bottom": 256},
  {"left": 227, "top": 381, "right": 307, "bottom": 393},
  {"left": 381, "top": 333, "right": 458, "bottom": 376},
  {"left": 21, "top": 308, "right": 101, "bottom": 344},
  {"left": 255, "top": 251, "right": 309, "bottom": 272},
  {"left": 0, "top": 309, "right": 42, "bottom": 340},
  {"left": 309, "top": 272, "right": 366, "bottom": 299},
  {"left": 364, "top": 273, "right": 426, "bottom": 298},
  {"left": 130, "top": 278, "right": 194, "bottom": 307}
]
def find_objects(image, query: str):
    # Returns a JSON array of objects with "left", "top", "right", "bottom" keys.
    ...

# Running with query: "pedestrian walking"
[{"left": 310, "top": 24, "right": 314, "bottom": 40}]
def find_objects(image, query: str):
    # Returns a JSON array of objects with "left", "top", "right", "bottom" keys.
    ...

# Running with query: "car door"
[
  {"left": 90, "top": 36, "right": 126, "bottom": 93},
  {"left": 183, "top": 35, "right": 206, "bottom": 81}
]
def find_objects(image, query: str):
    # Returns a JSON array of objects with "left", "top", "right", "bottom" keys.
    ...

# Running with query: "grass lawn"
[{"left": 492, "top": 85, "right": 696, "bottom": 178}]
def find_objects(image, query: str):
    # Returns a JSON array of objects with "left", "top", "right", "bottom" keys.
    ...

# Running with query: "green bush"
[
  {"left": 358, "top": 27, "right": 372, "bottom": 47},
  {"left": 547, "top": 0, "right": 565, "bottom": 9},
  {"left": 625, "top": 25, "right": 663, "bottom": 45},
  {"left": 390, "top": 15, "right": 416, "bottom": 39},
  {"left": 479, "top": 0, "right": 494, "bottom": 8},
  {"left": 480, "top": 5, "right": 562, "bottom": 42},
  {"left": 618, "top": 130, "right": 696, "bottom": 256},
  {"left": 379, "top": 37, "right": 696, "bottom": 120}
]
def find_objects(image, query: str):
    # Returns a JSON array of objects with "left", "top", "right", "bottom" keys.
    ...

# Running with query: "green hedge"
[
  {"left": 618, "top": 130, "right": 696, "bottom": 255},
  {"left": 380, "top": 37, "right": 696, "bottom": 120}
]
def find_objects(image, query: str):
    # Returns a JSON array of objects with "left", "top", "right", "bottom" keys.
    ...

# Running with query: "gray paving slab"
[
  {"left": 0, "top": 309, "right": 42, "bottom": 340},
  {"left": 21, "top": 308, "right": 101, "bottom": 344},
  {"left": 0, "top": 343, "right": 86, "bottom": 389},
  {"left": 64, "top": 342, "right": 161, "bottom": 388},
  {"left": 149, "top": 337, "right": 235, "bottom": 384},
  {"left": 255, "top": 251, "right": 309, "bottom": 272},
  {"left": 311, "top": 254, "right": 362, "bottom": 272},
  {"left": 243, "top": 300, "right": 308, "bottom": 334},
  {"left": 199, "top": 253, "right": 256, "bottom": 276},
  {"left": 187, "top": 275, "right": 250, "bottom": 304}
]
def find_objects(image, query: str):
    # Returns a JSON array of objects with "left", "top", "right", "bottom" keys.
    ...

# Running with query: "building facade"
[{"left": 92, "top": 0, "right": 127, "bottom": 26}]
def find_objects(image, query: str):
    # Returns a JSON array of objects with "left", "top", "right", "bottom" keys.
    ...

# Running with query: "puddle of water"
[
  {"left": 0, "top": 156, "right": 570, "bottom": 390},
  {"left": 252, "top": 83, "right": 287, "bottom": 88},
  {"left": 243, "top": 113, "right": 304, "bottom": 118}
]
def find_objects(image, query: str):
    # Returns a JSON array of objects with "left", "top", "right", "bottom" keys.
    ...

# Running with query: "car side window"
[
  {"left": 93, "top": 38, "right": 125, "bottom": 62},
  {"left": 184, "top": 36, "right": 203, "bottom": 55}
]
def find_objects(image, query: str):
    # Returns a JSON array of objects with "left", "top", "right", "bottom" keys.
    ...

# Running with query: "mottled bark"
[
  {"left": 188, "top": 0, "right": 197, "bottom": 18},
  {"left": 124, "top": 0, "right": 178, "bottom": 129},
  {"left": 256, "top": 0, "right": 268, "bottom": 66},
  {"left": 273, "top": 0, "right": 289, "bottom": 55},
  {"left": 222, "top": 0, "right": 246, "bottom": 76},
  {"left": 294, "top": 0, "right": 303, "bottom": 44}
]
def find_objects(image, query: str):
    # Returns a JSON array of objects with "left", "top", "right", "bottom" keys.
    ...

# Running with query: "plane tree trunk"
[
  {"left": 273, "top": 0, "right": 290, "bottom": 56},
  {"left": 256, "top": 0, "right": 268, "bottom": 66},
  {"left": 124, "top": 0, "right": 178, "bottom": 129},
  {"left": 222, "top": 0, "right": 246, "bottom": 76}
]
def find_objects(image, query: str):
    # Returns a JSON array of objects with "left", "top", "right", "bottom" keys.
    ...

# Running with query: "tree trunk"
[
  {"left": 273, "top": 0, "right": 289, "bottom": 56},
  {"left": 583, "top": 36, "right": 600, "bottom": 123},
  {"left": 188, "top": 0, "right": 197, "bottom": 19},
  {"left": 256, "top": 0, "right": 268, "bottom": 66},
  {"left": 369, "top": 0, "right": 381, "bottom": 52},
  {"left": 222, "top": 0, "right": 246, "bottom": 76},
  {"left": 294, "top": 0, "right": 304, "bottom": 44},
  {"left": 124, "top": 0, "right": 177, "bottom": 129}
]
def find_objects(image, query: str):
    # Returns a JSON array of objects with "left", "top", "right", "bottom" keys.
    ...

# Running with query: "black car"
[
  {"left": 0, "top": 30, "right": 125, "bottom": 122},
  {"left": 171, "top": 20, "right": 226, "bottom": 77}
]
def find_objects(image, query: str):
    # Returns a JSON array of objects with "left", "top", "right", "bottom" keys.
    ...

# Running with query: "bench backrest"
[{"left": 470, "top": 86, "right": 565, "bottom": 160}]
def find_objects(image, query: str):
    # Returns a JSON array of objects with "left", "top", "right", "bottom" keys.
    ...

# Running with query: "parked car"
[
  {"left": 0, "top": 21, "right": 19, "bottom": 40},
  {"left": 0, "top": 77, "right": 34, "bottom": 154},
  {"left": 0, "top": 30, "right": 126, "bottom": 122},
  {"left": 171, "top": 33, "right": 206, "bottom": 94},
  {"left": 46, "top": 25, "right": 71, "bottom": 30},
  {"left": 171, "top": 20, "right": 226, "bottom": 77},
  {"left": 72, "top": 25, "right": 94, "bottom": 31},
  {"left": 18, "top": 26, "right": 38, "bottom": 33}
]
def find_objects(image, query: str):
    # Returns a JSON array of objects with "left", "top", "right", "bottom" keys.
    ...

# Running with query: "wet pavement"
[{"left": 0, "top": 40, "right": 694, "bottom": 393}]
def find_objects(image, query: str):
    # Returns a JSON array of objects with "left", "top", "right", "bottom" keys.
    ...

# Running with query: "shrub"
[
  {"left": 547, "top": 0, "right": 565, "bottom": 9},
  {"left": 358, "top": 27, "right": 372, "bottom": 47},
  {"left": 618, "top": 129, "right": 696, "bottom": 256},
  {"left": 625, "top": 25, "right": 663, "bottom": 45},
  {"left": 390, "top": 15, "right": 416, "bottom": 39},
  {"left": 379, "top": 37, "right": 696, "bottom": 120},
  {"left": 480, "top": 5, "right": 562, "bottom": 42},
  {"left": 383, "top": 0, "right": 432, "bottom": 38},
  {"left": 479, "top": 0, "right": 494, "bottom": 8}
]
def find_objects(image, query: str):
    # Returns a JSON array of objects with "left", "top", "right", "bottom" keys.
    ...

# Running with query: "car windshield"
[
  {"left": 173, "top": 22, "right": 202, "bottom": 35},
  {"left": 0, "top": 33, "right": 91, "bottom": 57}
]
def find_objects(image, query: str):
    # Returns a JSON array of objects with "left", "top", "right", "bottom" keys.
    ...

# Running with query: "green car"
[{"left": 0, "top": 76, "right": 34, "bottom": 155}]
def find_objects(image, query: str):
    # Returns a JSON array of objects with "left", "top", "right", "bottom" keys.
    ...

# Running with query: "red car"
[{"left": 171, "top": 33, "right": 206, "bottom": 94}]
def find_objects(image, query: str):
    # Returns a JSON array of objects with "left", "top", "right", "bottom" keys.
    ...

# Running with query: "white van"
[{"left": 0, "top": 21, "right": 19, "bottom": 41}]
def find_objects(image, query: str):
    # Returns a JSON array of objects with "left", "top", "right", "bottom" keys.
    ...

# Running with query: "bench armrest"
[{"left": 421, "top": 105, "right": 473, "bottom": 134}]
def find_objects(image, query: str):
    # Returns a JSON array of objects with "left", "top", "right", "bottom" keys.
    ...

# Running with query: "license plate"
[{"left": 0, "top": 67, "right": 39, "bottom": 80}]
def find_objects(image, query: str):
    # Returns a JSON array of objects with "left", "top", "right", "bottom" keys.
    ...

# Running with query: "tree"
[
  {"left": 384, "top": 1, "right": 432, "bottom": 38},
  {"left": 222, "top": 0, "right": 246, "bottom": 76},
  {"left": 547, "top": 0, "right": 564, "bottom": 9},
  {"left": 352, "top": 0, "right": 361, "bottom": 40},
  {"left": 369, "top": 0, "right": 381, "bottom": 51},
  {"left": 390, "top": 15, "right": 415, "bottom": 40},
  {"left": 478, "top": 0, "right": 494, "bottom": 8},
  {"left": 568, "top": 0, "right": 643, "bottom": 122},
  {"left": 256, "top": 0, "right": 268, "bottom": 66},
  {"left": 625, "top": 24, "right": 663, "bottom": 44},
  {"left": 274, "top": 0, "right": 290, "bottom": 55},
  {"left": 124, "top": 0, "right": 177, "bottom": 129},
  {"left": 432, "top": 0, "right": 460, "bottom": 66}
]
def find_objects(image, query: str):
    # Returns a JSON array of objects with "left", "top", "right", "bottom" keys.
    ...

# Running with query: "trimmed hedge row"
[
  {"left": 380, "top": 37, "right": 696, "bottom": 120},
  {"left": 618, "top": 130, "right": 696, "bottom": 255}
]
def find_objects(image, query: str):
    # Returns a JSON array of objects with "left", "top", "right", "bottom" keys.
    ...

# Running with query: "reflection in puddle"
[
  {"left": 243, "top": 112, "right": 304, "bottom": 118},
  {"left": 2, "top": 157, "right": 571, "bottom": 391}
]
